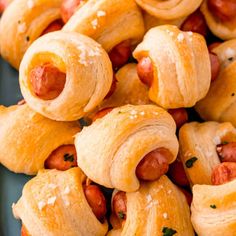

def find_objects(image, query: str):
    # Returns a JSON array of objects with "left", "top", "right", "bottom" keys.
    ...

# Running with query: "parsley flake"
[
  {"left": 64, "top": 153, "right": 74, "bottom": 162},
  {"left": 185, "top": 157, "right": 198, "bottom": 168},
  {"left": 231, "top": 93, "right": 235, "bottom": 97},
  {"left": 228, "top": 57, "right": 234, "bottom": 61},
  {"left": 210, "top": 205, "right": 217, "bottom": 209},
  {"left": 26, "top": 36, "right": 30, "bottom": 42},
  {"left": 222, "top": 141, "right": 229, "bottom": 145},
  {"left": 118, "top": 211, "right": 125, "bottom": 220},
  {"left": 162, "top": 227, "right": 177, "bottom": 236}
]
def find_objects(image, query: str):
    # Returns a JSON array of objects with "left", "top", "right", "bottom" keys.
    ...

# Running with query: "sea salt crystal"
[
  {"left": 47, "top": 196, "right": 56, "bottom": 205},
  {"left": 64, "top": 186, "right": 70, "bottom": 195},
  {"left": 18, "top": 23, "right": 27, "bottom": 33},
  {"left": 140, "top": 111, "right": 145, "bottom": 116},
  {"left": 163, "top": 212, "right": 168, "bottom": 219},
  {"left": 97, "top": 10, "right": 106, "bottom": 17},
  {"left": 188, "top": 32, "right": 193, "bottom": 36},
  {"left": 91, "top": 19, "right": 98, "bottom": 29},
  {"left": 38, "top": 201, "right": 46, "bottom": 210},
  {"left": 167, "top": 190, "right": 172, "bottom": 194},
  {"left": 130, "top": 110, "right": 138, "bottom": 115},
  {"left": 27, "top": 0, "right": 35, "bottom": 9},
  {"left": 146, "top": 194, "right": 152, "bottom": 203},
  {"left": 177, "top": 33, "right": 184, "bottom": 42},
  {"left": 225, "top": 48, "right": 235, "bottom": 58}
]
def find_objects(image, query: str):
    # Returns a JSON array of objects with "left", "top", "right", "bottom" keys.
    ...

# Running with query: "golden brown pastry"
[
  {"left": 191, "top": 179, "right": 236, "bottom": 236},
  {"left": 13, "top": 168, "right": 108, "bottom": 236},
  {"left": 99, "top": 63, "right": 151, "bottom": 110},
  {"left": 200, "top": 0, "right": 236, "bottom": 40},
  {"left": 75, "top": 104, "right": 178, "bottom": 192},
  {"left": 179, "top": 121, "right": 236, "bottom": 186},
  {"left": 0, "top": 0, "right": 63, "bottom": 69},
  {"left": 19, "top": 31, "right": 113, "bottom": 121},
  {"left": 0, "top": 104, "right": 80, "bottom": 175},
  {"left": 109, "top": 175, "right": 194, "bottom": 236},
  {"left": 135, "top": 0, "right": 203, "bottom": 20},
  {"left": 143, "top": 11, "right": 186, "bottom": 31},
  {"left": 62, "top": 0, "right": 145, "bottom": 52},
  {"left": 195, "top": 39, "right": 236, "bottom": 126},
  {"left": 133, "top": 25, "right": 211, "bottom": 109}
]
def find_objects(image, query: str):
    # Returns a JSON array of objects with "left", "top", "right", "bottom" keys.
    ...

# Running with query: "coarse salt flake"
[
  {"left": 163, "top": 212, "right": 168, "bottom": 219},
  {"left": 64, "top": 186, "right": 70, "bottom": 195},
  {"left": 91, "top": 19, "right": 98, "bottom": 29},
  {"left": 177, "top": 33, "right": 184, "bottom": 42},
  {"left": 140, "top": 111, "right": 145, "bottom": 116},
  {"left": 48, "top": 183, "right": 57, "bottom": 189},
  {"left": 27, "top": 0, "right": 35, "bottom": 9},
  {"left": 130, "top": 110, "right": 138, "bottom": 115},
  {"left": 18, "top": 23, "right": 27, "bottom": 33},
  {"left": 47, "top": 196, "right": 57, "bottom": 205},
  {"left": 225, "top": 48, "right": 235, "bottom": 58},
  {"left": 97, "top": 10, "right": 106, "bottom": 17},
  {"left": 38, "top": 201, "right": 46, "bottom": 210}
]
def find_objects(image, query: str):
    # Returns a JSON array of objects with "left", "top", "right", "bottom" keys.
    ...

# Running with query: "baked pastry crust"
[
  {"left": 179, "top": 121, "right": 236, "bottom": 186},
  {"left": 200, "top": 0, "right": 236, "bottom": 40},
  {"left": 109, "top": 175, "right": 194, "bottom": 236},
  {"left": 63, "top": 0, "right": 145, "bottom": 52},
  {"left": 12, "top": 168, "right": 108, "bottom": 236},
  {"left": 19, "top": 31, "right": 113, "bottom": 121},
  {"left": 99, "top": 63, "right": 151, "bottom": 109},
  {"left": 133, "top": 25, "right": 211, "bottom": 109},
  {"left": 0, "top": 104, "right": 80, "bottom": 175},
  {"left": 0, "top": 0, "right": 62, "bottom": 69},
  {"left": 195, "top": 39, "right": 236, "bottom": 126},
  {"left": 143, "top": 12, "right": 186, "bottom": 31},
  {"left": 75, "top": 104, "right": 178, "bottom": 192},
  {"left": 191, "top": 179, "right": 236, "bottom": 236},
  {"left": 135, "top": 0, "right": 203, "bottom": 20}
]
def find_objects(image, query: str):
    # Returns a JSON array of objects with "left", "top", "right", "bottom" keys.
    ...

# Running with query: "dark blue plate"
[{"left": 0, "top": 57, "right": 32, "bottom": 236}]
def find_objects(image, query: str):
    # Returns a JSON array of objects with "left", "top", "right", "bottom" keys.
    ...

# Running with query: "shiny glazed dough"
[
  {"left": 75, "top": 104, "right": 178, "bottom": 192},
  {"left": 62, "top": 0, "right": 145, "bottom": 52},
  {"left": 12, "top": 168, "right": 108, "bottom": 236},
  {"left": 200, "top": 0, "right": 236, "bottom": 40},
  {"left": 179, "top": 121, "right": 236, "bottom": 186},
  {"left": 133, "top": 25, "right": 211, "bottom": 109},
  {"left": 191, "top": 180, "right": 236, "bottom": 236},
  {"left": 135, "top": 0, "right": 203, "bottom": 20},
  {"left": 0, "top": 104, "right": 80, "bottom": 175},
  {"left": 19, "top": 31, "right": 113, "bottom": 121},
  {"left": 109, "top": 175, "right": 194, "bottom": 236},
  {"left": 195, "top": 39, "right": 236, "bottom": 126},
  {"left": 0, "top": 0, "right": 62, "bottom": 69}
]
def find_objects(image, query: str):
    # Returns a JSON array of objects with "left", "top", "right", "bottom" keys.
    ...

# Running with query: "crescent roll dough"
[
  {"left": 0, "top": 104, "right": 80, "bottom": 175},
  {"left": 200, "top": 0, "right": 236, "bottom": 40},
  {"left": 133, "top": 25, "right": 211, "bottom": 109},
  {"left": 109, "top": 175, "right": 194, "bottom": 236},
  {"left": 135, "top": 0, "right": 203, "bottom": 20},
  {"left": 62, "top": 0, "right": 145, "bottom": 52},
  {"left": 143, "top": 12, "right": 186, "bottom": 31},
  {"left": 12, "top": 168, "right": 108, "bottom": 236},
  {"left": 191, "top": 180, "right": 236, "bottom": 236},
  {"left": 0, "top": 0, "right": 62, "bottom": 69},
  {"left": 19, "top": 31, "right": 113, "bottom": 121},
  {"left": 99, "top": 63, "right": 151, "bottom": 110},
  {"left": 75, "top": 105, "right": 178, "bottom": 192},
  {"left": 179, "top": 121, "right": 236, "bottom": 186},
  {"left": 195, "top": 39, "right": 236, "bottom": 126}
]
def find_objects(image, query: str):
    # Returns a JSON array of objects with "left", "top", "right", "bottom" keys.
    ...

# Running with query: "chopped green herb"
[
  {"left": 210, "top": 205, "right": 217, "bottom": 209},
  {"left": 118, "top": 211, "right": 125, "bottom": 219},
  {"left": 222, "top": 141, "right": 229, "bottom": 145},
  {"left": 228, "top": 57, "right": 234, "bottom": 61},
  {"left": 185, "top": 157, "right": 198, "bottom": 168},
  {"left": 63, "top": 153, "right": 74, "bottom": 162},
  {"left": 162, "top": 227, "right": 177, "bottom": 236},
  {"left": 231, "top": 93, "right": 235, "bottom": 97},
  {"left": 18, "top": 20, "right": 21, "bottom": 24},
  {"left": 26, "top": 36, "right": 30, "bottom": 42}
]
